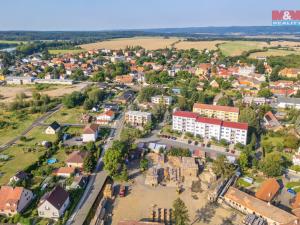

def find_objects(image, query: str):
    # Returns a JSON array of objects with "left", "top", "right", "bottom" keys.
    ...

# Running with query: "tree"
[
  {"left": 103, "top": 148, "right": 123, "bottom": 176},
  {"left": 239, "top": 107, "right": 259, "bottom": 132},
  {"left": 212, "top": 155, "right": 235, "bottom": 178},
  {"left": 140, "top": 158, "right": 148, "bottom": 171},
  {"left": 92, "top": 71, "right": 105, "bottom": 82},
  {"left": 83, "top": 152, "right": 96, "bottom": 173},
  {"left": 120, "top": 165, "right": 129, "bottom": 181},
  {"left": 238, "top": 152, "right": 249, "bottom": 173},
  {"left": 256, "top": 61, "right": 266, "bottom": 74},
  {"left": 259, "top": 152, "right": 286, "bottom": 177},
  {"left": 284, "top": 135, "right": 299, "bottom": 149},
  {"left": 257, "top": 88, "right": 273, "bottom": 98},
  {"left": 172, "top": 198, "right": 190, "bottom": 225},
  {"left": 217, "top": 96, "right": 233, "bottom": 106},
  {"left": 62, "top": 91, "right": 85, "bottom": 108}
]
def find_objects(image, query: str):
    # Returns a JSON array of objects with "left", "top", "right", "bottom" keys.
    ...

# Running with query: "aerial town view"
[{"left": 0, "top": 1, "right": 300, "bottom": 225}]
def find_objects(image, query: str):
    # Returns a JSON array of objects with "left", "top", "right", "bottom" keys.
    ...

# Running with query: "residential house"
[
  {"left": 82, "top": 124, "right": 99, "bottom": 142},
  {"left": 263, "top": 111, "right": 282, "bottom": 130},
  {"left": 255, "top": 178, "right": 280, "bottom": 202},
  {"left": 53, "top": 167, "right": 75, "bottom": 178},
  {"left": 9, "top": 171, "right": 28, "bottom": 184},
  {"left": 45, "top": 121, "right": 61, "bottom": 135},
  {"left": 195, "top": 63, "right": 211, "bottom": 77},
  {"left": 210, "top": 80, "right": 219, "bottom": 88},
  {"left": 279, "top": 68, "right": 300, "bottom": 78},
  {"left": 293, "top": 147, "right": 300, "bottom": 166},
  {"left": 66, "top": 151, "right": 88, "bottom": 169},
  {"left": 67, "top": 175, "right": 88, "bottom": 190},
  {"left": 193, "top": 103, "right": 239, "bottom": 122},
  {"left": 6, "top": 76, "right": 35, "bottom": 85},
  {"left": 0, "top": 186, "right": 34, "bottom": 217},
  {"left": 238, "top": 65, "right": 255, "bottom": 76},
  {"left": 96, "top": 110, "right": 115, "bottom": 125},
  {"left": 151, "top": 95, "right": 173, "bottom": 105},
  {"left": 125, "top": 111, "right": 152, "bottom": 126},
  {"left": 223, "top": 187, "right": 298, "bottom": 225},
  {"left": 115, "top": 90, "right": 135, "bottom": 104},
  {"left": 38, "top": 186, "right": 70, "bottom": 219},
  {"left": 103, "top": 103, "right": 119, "bottom": 112},
  {"left": 172, "top": 111, "right": 248, "bottom": 145},
  {"left": 115, "top": 75, "right": 134, "bottom": 85}
]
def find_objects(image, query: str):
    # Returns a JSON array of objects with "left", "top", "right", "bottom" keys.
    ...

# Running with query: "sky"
[{"left": 1, "top": 0, "right": 299, "bottom": 31}]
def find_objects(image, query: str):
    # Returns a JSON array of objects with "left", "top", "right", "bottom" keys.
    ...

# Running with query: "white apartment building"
[
  {"left": 125, "top": 111, "right": 152, "bottom": 126},
  {"left": 172, "top": 111, "right": 248, "bottom": 145},
  {"left": 151, "top": 95, "right": 173, "bottom": 105}
]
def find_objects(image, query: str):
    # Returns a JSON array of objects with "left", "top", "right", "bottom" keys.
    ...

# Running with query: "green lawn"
[
  {"left": 0, "top": 40, "right": 25, "bottom": 44},
  {"left": 218, "top": 41, "right": 268, "bottom": 56},
  {"left": 44, "top": 106, "right": 86, "bottom": 124},
  {"left": 249, "top": 49, "right": 300, "bottom": 58},
  {"left": 49, "top": 49, "right": 86, "bottom": 55},
  {"left": 286, "top": 181, "right": 300, "bottom": 189},
  {"left": 0, "top": 126, "right": 56, "bottom": 185},
  {"left": 0, "top": 110, "right": 41, "bottom": 146}
]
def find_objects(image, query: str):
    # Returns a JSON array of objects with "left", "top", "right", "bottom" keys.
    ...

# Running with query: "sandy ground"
[
  {"left": 80, "top": 37, "right": 180, "bottom": 50},
  {"left": 110, "top": 173, "right": 243, "bottom": 225},
  {"left": 0, "top": 83, "right": 87, "bottom": 103}
]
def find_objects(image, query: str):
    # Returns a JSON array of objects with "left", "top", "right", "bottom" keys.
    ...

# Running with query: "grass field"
[
  {"left": 0, "top": 40, "right": 24, "bottom": 44},
  {"left": 0, "top": 126, "right": 56, "bottom": 185},
  {"left": 44, "top": 106, "right": 86, "bottom": 124},
  {"left": 80, "top": 37, "right": 180, "bottom": 50},
  {"left": 174, "top": 40, "right": 227, "bottom": 50},
  {"left": 249, "top": 49, "right": 300, "bottom": 58},
  {"left": 0, "top": 110, "right": 41, "bottom": 146},
  {"left": 48, "top": 49, "right": 86, "bottom": 55},
  {"left": 218, "top": 41, "right": 269, "bottom": 56}
]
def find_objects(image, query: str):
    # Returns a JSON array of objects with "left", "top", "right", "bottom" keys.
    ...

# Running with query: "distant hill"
[{"left": 0, "top": 26, "right": 299, "bottom": 42}]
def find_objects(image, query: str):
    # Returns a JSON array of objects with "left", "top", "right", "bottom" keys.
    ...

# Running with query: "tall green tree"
[{"left": 172, "top": 198, "right": 190, "bottom": 225}]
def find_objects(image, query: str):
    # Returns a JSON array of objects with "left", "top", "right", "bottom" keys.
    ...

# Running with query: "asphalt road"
[{"left": 0, "top": 103, "right": 63, "bottom": 151}]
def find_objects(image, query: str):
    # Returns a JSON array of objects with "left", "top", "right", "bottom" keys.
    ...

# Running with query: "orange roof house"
[
  {"left": 0, "top": 186, "right": 34, "bottom": 217},
  {"left": 255, "top": 178, "right": 280, "bottom": 202},
  {"left": 115, "top": 75, "right": 134, "bottom": 84},
  {"left": 279, "top": 68, "right": 300, "bottom": 78}
]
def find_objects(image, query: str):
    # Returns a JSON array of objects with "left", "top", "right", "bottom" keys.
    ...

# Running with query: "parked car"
[
  {"left": 119, "top": 185, "right": 126, "bottom": 197},
  {"left": 287, "top": 188, "right": 296, "bottom": 195}
]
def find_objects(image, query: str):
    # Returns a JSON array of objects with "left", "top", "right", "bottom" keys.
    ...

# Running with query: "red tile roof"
[
  {"left": 0, "top": 186, "right": 25, "bottom": 212},
  {"left": 173, "top": 111, "right": 248, "bottom": 130},
  {"left": 173, "top": 111, "right": 198, "bottom": 119},
  {"left": 193, "top": 103, "right": 239, "bottom": 113},
  {"left": 196, "top": 117, "right": 222, "bottom": 126},
  {"left": 255, "top": 178, "right": 280, "bottom": 202},
  {"left": 83, "top": 124, "right": 98, "bottom": 134},
  {"left": 222, "top": 121, "right": 248, "bottom": 130}
]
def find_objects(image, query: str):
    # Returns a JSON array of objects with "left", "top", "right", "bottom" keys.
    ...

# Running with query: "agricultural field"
[
  {"left": 80, "top": 37, "right": 180, "bottom": 50},
  {"left": 0, "top": 83, "right": 88, "bottom": 103},
  {"left": 174, "top": 40, "right": 227, "bottom": 50},
  {"left": 0, "top": 126, "right": 56, "bottom": 185},
  {"left": 218, "top": 41, "right": 269, "bottom": 56},
  {"left": 48, "top": 49, "right": 86, "bottom": 55},
  {"left": 249, "top": 49, "right": 300, "bottom": 59}
]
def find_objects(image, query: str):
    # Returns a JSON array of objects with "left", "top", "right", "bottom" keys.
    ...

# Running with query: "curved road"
[{"left": 0, "top": 104, "right": 62, "bottom": 151}]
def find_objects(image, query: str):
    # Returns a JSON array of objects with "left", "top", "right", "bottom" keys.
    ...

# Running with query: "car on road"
[{"left": 119, "top": 185, "right": 126, "bottom": 197}]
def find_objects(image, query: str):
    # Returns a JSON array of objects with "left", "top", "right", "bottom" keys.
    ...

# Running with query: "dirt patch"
[
  {"left": 110, "top": 174, "right": 243, "bottom": 225},
  {"left": 0, "top": 83, "right": 87, "bottom": 103}
]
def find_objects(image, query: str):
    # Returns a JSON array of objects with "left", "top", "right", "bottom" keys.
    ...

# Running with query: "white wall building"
[
  {"left": 172, "top": 111, "right": 248, "bottom": 145},
  {"left": 151, "top": 96, "right": 173, "bottom": 105}
]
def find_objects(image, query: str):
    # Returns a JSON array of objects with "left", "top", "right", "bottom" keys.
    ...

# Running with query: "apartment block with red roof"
[
  {"left": 193, "top": 103, "right": 240, "bottom": 122},
  {"left": 172, "top": 111, "right": 248, "bottom": 145}
]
